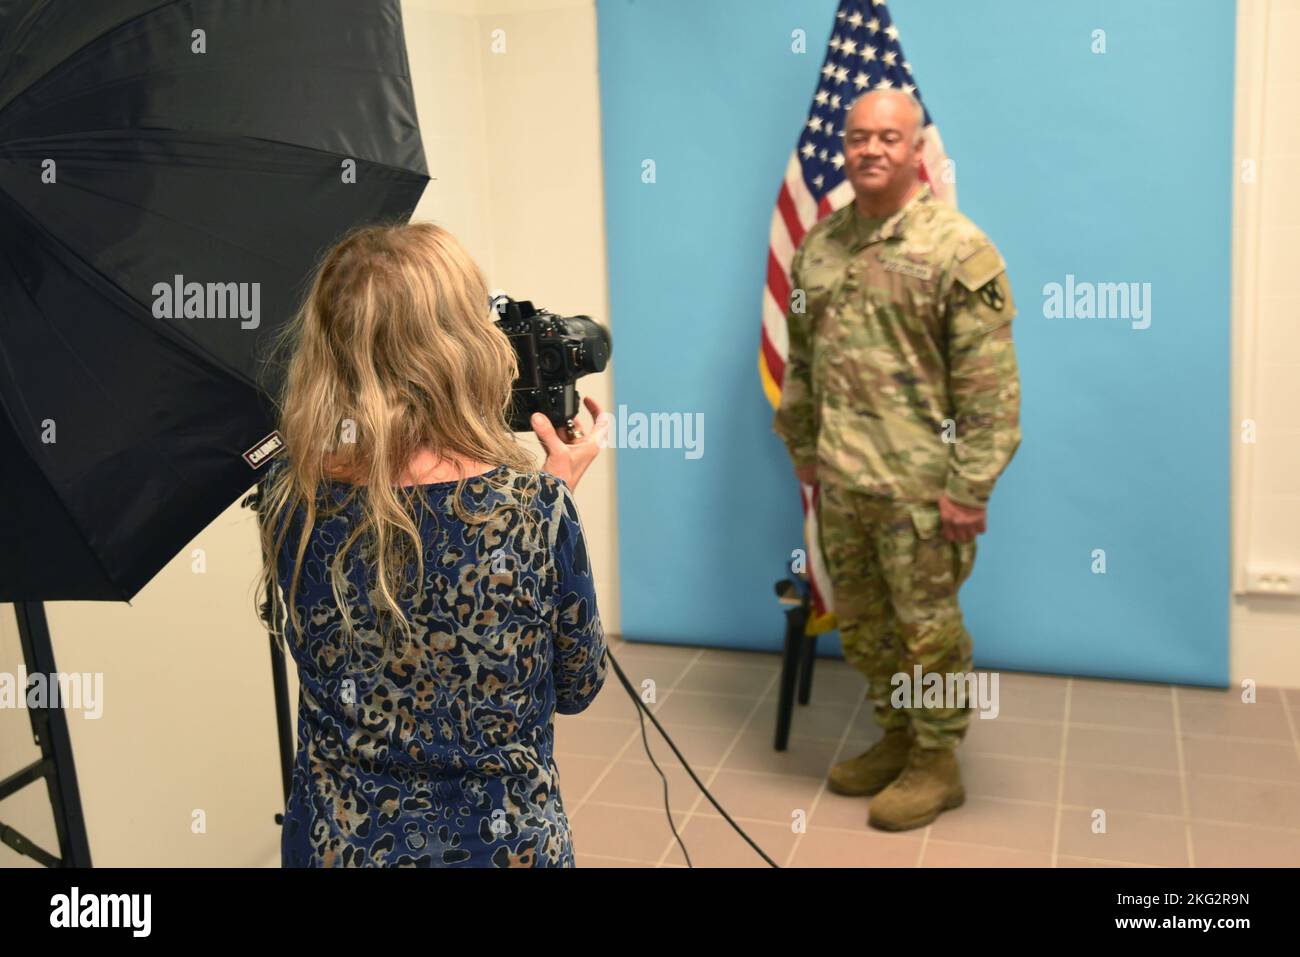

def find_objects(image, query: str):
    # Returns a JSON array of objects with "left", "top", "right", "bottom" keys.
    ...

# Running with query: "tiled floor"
[{"left": 558, "top": 638, "right": 1300, "bottom": 868}]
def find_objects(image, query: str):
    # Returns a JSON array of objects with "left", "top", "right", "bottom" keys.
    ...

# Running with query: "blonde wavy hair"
[{"left": 255, "top": 221, "right": 540, "bottom": 670}]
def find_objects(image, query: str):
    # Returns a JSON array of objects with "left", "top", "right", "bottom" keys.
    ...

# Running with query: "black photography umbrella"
[
  {"left": 0, "top": 0, "right": 430, "bottom": 602},
  {"left": 0, "top": 0, "right": 429, "bottom": 866}
]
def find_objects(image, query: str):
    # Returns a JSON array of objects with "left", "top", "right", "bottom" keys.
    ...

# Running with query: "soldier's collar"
[{"left": 839, "top": 182, "right": 933, "bottom": 250}]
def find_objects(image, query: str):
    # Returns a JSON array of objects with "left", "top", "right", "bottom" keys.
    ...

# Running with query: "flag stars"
[
  {"left": 815, "top": 89, "right": 830, "bottom": 106},
  {"left": 848, "top": 11, "right": 863, "bottom": 29},
  {"left": 807, "top": 115, "right": 824, "bottom": 133},
  {"left": 885, "top": 24, "right": 900, "bottom": 41},
  {"left": 861, "top": 47, "right": 877, "bottom": 61},
  {"left": 833, "top": 65, "right": 849, "bottom": 84},
  {"left": 821, "top": 62, "right": 836, "bottom": 80},
  {"left": 883, "top": 50, "right": 897, "bottom": 66},
  {"left": 867, "top": 17, "right": 880, "bottom": 33},
  {"left": 801, "top": 141, "right": 816, "bottom": 159},
  {"left": 853, "top": 71, "right": 871, "bottom": 90},
  {"left": 902, "top": 82, "right": 916, "bottom": 96},
  {"left": 830, "top": 93, "right": 842, "bottom": 109},
  {"left": 832, "top": 152, "right": 845, "bottom": 169},
  {"left": 840, "top": 38, "right": 858, "bottom": 57}
]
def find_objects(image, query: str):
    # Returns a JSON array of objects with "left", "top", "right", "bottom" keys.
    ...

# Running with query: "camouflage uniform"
[{"left": 772, "top": 183, "right": 1021, "bottom": 750}]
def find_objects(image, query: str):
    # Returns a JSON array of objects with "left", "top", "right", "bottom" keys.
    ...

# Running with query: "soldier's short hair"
[{"left": 847, "top": 88, "right": 926, "bottom": 147}]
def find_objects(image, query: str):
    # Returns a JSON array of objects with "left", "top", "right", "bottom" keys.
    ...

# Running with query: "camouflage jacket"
[{"left": 772, "top": 183, "right": 1021, "bottom": 508}]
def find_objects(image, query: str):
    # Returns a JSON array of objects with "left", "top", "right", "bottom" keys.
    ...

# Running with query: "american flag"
[{"left": 760, "top": 0, "right": 955, "bottom": 633}]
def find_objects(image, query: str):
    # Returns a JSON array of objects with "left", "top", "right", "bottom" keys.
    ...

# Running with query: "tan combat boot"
[
  {"left": 826, "top": 728, "right": 914, "bottom": 796},
  {"left": 867, "top": 745, "right": 965, "bottom": 831}
]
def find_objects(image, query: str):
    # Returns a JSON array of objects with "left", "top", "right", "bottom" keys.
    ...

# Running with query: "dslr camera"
[{"left": 493, "top": 296, "right": 611, "bottom": 433}]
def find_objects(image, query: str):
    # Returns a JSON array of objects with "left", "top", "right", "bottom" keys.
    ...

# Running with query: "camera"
[{"left": 493, "top": 296, "right": 611, "bottom": 433}]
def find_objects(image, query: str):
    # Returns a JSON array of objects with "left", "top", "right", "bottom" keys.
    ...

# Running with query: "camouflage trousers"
[{"left": 817, "top": 482, "right": 977, "bottom": 750}]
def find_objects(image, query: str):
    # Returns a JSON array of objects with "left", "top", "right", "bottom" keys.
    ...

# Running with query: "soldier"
[{"left": 772, "top": 88, "right": 1021, "bottom": 831}]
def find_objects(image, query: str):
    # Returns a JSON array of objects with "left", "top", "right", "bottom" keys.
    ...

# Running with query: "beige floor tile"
[
  {"left": 1186, "top": 773, "right": 1300, "bottom": 829},
  {"left": 583, "top": 759, "right": 709, "bottom": 815},
  {"left": 1056, "top": 806, "right": 1189, "bottom": 867},
  {"left": 637, "top": 723, "right": 740, "bottom": 769},
  {"left": 697, "top": 647, "right": 785, "bottom": 668},
  {"left": 1070, "top": 691, "right": 1175, "bottom": 731},
  {"left": 807, "top": 790, "right": 873, "bottom": 831},
  {"left": 612, "top": 639, "right": 702, "bottom": 661},
  {"left": 603, "top": 652, "right": 695, "bottom": 689},
  {"left": 996, "top": 671, "right": 1073, "bottom": 693},
  {"left": 690, "top": 769, "right": 824, "bottom": 825},
  {"left": 1056, "top": 855, "right": 1153, "bottom": 868},
  {"left": 781, "top": 701, "right": 859, "bottom": 740},
  {"left": 568, "top": 803, "right": 687, "bottom": 861},
  {"left": 1176, "top": 699, "right": 1293, "bottom": 741},
  {"left": 554, "top": 716, "right": 637, "bottom": 758},
  {"left": 792, "top": 827, "right": 923, "bottom": 867},
  {"left": 576, "top": 852, "right": 653, "bottom": 868},
  {"left": 650, "top": 689, "right": 756, "bottom": 731},
  {"left": 963, "top": 716, "right": 1063, "bottom": 760},
  {"left": 1070, "top": 676, "right": 1172, "bottom": 699},
  {"left": 665, "top": 814, "right": 797, "bottom": 868},
  {"left": 1062, "top": 764, "right": 1184, "bottom": 816},
  {"left": 962, "top": 753, "right": 1061, "bottom": 803},
  {"left": 554, "top": 753, "right": 617, "bottom": 804},
  {"left": 920, "top": 840, "right": 1051, "bottom": 867},
  {"left": 1066, "top": 726, "right": 1179, "bottom": 771},
  {"left": 674, "top": 662, "right": 777, "bottom": 697},
  {"left": 722, "top": 729, "right": 842, "bottom": 779},
  {"left": 924, "top": 797, "right": 1057, "bottom": 853},
  {"left": 1189, "top": 821, "right": 1300, "bottom": 867},
  {"left": 988, "top": 680, "right": 1068, "bottom": 722},
  {"left": 1181, "top": 734, "right": 1300, "bottom": 782},
  {"left": 1178, "top": 684, "right": 1289, "bottom": 708},
  {"left": 560, "top": 656, "right": 1300, "bottom": 870},
  {"left": 578, "top": 682, "right": 645, "bottom": 721},
  {"left": 763, "top": 664, "right": 870, "bottom": 707}
]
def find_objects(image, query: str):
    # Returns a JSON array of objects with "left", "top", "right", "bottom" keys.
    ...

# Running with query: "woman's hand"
[{"left": 531, "top": 396, "right": 612, "bottom": 491}]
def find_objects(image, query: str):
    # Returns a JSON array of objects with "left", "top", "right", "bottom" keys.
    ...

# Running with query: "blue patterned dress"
[{"left": 270, "top": 461, "right": 606, "bottom": 867}]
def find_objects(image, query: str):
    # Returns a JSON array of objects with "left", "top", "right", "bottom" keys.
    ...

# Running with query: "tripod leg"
[
  {"left": 774, "top": 604, "right": 805, "bottom": 751},
  {"left": 9, "top": 601, "right": 93, "bottom": 867},
  {"left": 268, "top": 626, "right": 294, "bottom": 812},
  {"left": 797, "top": 629, "right": 817, "bottom": 705}
]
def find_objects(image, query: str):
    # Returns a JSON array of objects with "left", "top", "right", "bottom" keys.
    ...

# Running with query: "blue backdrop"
[{"left": 596, "top": 0, "right": 1233, "bottom": 687}]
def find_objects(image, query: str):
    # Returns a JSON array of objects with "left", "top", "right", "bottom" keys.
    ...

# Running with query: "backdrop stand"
[
  {"left": 242, "top": 481, "right": 295, "bottom": 825},
  {"left": 0, "top": 601, "right": 93, "bottom": 866}
]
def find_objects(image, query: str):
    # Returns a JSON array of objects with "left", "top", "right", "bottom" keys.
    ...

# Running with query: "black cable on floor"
[{"left": 604, "top": 648, "right": 780, "bottom": 868}]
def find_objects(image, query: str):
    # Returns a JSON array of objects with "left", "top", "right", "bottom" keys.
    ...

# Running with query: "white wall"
[{"left": 1231, "top": 0, "right": 1300, "bottom": 687}]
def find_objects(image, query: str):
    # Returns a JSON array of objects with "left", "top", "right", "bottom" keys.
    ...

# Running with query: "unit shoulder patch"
[{"left": 954, "top": 244, "right": 1005, "bottom": 291}]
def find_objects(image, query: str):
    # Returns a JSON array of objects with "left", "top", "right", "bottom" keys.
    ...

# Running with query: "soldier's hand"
[
  {"left": 794, "top": 463, "right": 817, "bottom": 485},
  {"left": 938, "top": 494, "right": 986, "bottom": 542}
]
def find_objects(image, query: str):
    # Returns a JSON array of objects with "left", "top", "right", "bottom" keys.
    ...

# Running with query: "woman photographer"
[{"left": 257, "top": 222, "right": 610, "bottom": 867}]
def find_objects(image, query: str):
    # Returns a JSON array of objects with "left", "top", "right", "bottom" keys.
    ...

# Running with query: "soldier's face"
[{"left": 843, "top": 96, "right": 922, "bottom": 198}]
